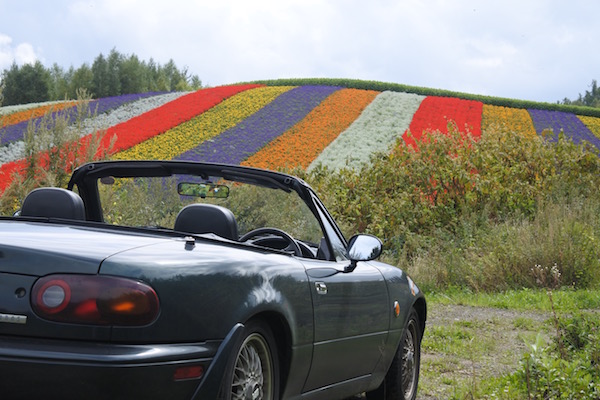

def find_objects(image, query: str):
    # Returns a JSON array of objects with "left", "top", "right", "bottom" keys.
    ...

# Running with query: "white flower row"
[
  {"left": 0, "top": 92, "right": 190, "bottom": 165},
  {"left": 308, "top": 91, "right": 425, "bottom": 171},
  {"left": 65, "top": 92, "right": 190, "bottom": 135}
]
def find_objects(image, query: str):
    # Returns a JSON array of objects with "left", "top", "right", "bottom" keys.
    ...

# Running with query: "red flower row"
[{"left": 403, "top": 96, "right": 483, "bottom": 147}]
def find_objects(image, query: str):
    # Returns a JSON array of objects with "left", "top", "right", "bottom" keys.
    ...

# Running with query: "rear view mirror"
[{"left": 178, "top": 182, "right": 230, "bottom": 199}]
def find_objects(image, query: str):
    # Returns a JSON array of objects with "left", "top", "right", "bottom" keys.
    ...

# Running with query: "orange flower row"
[
  {"left": 242, "top": 88, "right": 379, "bottom": 170},
  {"left": 1, "top": 101, "right": 77, "bottom": 128}
]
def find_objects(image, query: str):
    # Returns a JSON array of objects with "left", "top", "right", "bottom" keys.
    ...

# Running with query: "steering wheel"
[{"left": 239, "top": 227, "right": 303, "bottom": 257}]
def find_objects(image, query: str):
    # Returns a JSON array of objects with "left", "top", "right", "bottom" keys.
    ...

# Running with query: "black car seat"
[
  {"left": 174, "top": 203, "right": 239, "bottom": 240},
  {"left": 20, "top": 187, "right": 86, "bottom": 220}
]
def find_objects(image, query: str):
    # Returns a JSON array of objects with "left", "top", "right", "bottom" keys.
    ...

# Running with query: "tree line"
[
  {"left": 0, "top": 48, "right": 202, "bottom": 106},
  {"left": 560, "top": 79, "right": 600, "bottom": 108}
]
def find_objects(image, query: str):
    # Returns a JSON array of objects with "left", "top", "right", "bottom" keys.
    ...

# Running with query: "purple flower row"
[
  {"left": 528, "top": 109, "right": 600, "bottom": 150},
  {"left": 175, "top": 85, "right": 342, "bottom": 165},
  {"left": 0, "top": 92, "right": 168, "bottom": 146}
]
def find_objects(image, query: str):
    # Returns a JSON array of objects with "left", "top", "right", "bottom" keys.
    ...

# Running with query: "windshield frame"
[{"left": 68, "top": 160, "right": 348, "bottom": 259}]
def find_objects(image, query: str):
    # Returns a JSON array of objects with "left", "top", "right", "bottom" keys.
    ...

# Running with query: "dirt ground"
[{"left": 417, "top": 304, "right": 552, "bottom": 399}]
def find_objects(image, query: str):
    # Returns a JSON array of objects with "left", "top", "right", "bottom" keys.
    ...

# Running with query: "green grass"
[
  {"left": 421, "top": 289, "right": 600, "bottom": 399},
  {"left": 426, "top": 287, "right": 600, "bottom": 311}
]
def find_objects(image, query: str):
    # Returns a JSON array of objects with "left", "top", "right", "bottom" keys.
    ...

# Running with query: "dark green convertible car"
[{"left": 0, "top": 160, "right": 426, "bottom": 400}]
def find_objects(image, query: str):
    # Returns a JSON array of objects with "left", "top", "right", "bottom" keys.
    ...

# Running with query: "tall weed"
[{"left": 0, "top": 89, "right": 113, "bottom": 215}]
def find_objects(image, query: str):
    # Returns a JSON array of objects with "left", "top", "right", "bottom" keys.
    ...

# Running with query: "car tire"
[
  {"left": 366, "top": 308, "right": 421, "bottom": 400},
  {"left": 219, "top": 320, "right": 280, "bottom": 400}
]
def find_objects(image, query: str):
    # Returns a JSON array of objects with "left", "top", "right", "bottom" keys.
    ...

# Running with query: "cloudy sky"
[{"left": 1, "top": 0, "right": 598, "bottom": 103}]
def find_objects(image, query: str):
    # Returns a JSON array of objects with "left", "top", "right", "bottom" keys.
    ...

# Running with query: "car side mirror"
[{"left": 345, "top": 234, "right": 382, "bottom": 272}]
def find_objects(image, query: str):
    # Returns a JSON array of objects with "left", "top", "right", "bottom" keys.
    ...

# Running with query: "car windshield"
[{"left": 96, "top": 174, "right": 325, "bottom": 246}]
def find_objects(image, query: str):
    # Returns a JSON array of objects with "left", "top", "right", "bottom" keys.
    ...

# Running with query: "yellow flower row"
[
  {"left": 112, "top": 86, "right": 294, "bottom": 161},
  {"left": 481, "top": 104, "right": 536, "bottom": 137},
  {"left": 578, "top": 115, "right": 600, "bottom": 140}
]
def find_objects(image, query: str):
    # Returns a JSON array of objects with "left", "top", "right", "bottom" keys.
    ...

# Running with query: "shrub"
[
  {"left": 304, "top": 123, "right": 600, "bottom": 290},
  {"left": 497, "top": 312, "right": 600, "bottom": 399}
]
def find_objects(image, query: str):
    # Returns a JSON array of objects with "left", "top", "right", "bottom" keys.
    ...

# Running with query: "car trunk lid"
[
  {"left": 0, "top": 220, "right": 171, "bottom": 340},
  {"left": 0, "top": 220, "right": 168, "bottom": 276}
]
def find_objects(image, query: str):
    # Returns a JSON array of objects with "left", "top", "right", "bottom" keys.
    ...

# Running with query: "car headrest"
[
  {"left": 174, "top": 204, "right": 239, "bottom": 240},
  {"left": 21, "top": 187, "right": 86, "bottom": 221}
]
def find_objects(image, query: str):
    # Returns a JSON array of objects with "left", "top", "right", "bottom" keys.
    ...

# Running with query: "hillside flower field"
[{"left": 2, "top": 81, "right": 600, "bottom": 192}]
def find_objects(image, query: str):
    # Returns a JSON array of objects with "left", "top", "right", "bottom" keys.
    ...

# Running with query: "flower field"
[{"left": 2, "top": 81, "right": 600, "bottom": 192}]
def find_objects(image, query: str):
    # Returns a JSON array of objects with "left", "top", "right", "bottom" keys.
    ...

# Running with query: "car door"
[{"left": 301, "top": 258, "right": 390, "bottom": 392}]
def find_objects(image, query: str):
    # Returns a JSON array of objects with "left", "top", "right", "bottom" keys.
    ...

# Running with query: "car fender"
[
  {"left": 101, "top": 239, "right": 315, "bottom": 345},
  {"left": 367, "top": 260, "right": 426, "bottom": 386}
]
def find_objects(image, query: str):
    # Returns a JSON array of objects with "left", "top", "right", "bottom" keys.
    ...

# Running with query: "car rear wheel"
[
  {"left": 366, "top": 308, "right": 421, "bottom": 400},
  {"left": 220, "top": 321, "right": 280, "bottom": 400}
]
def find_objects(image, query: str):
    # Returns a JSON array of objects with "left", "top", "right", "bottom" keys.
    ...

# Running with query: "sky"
[{"left": 0, "top": 0, "right": 598, "bottom": 103}]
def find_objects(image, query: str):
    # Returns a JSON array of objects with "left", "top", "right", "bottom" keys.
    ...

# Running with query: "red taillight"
[
  {"left": 173, "top": 365, "right": 205, "bottom": 381},
  {"left": 31, "top": 275, "right": 159, "bottom": 326}
]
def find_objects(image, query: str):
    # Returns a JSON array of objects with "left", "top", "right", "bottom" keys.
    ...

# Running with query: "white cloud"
[
  {"left": 0, "top": 34, "right": 13, "bottom": 68},
  {"left": 1, "top": 0, "right": 599, "bottom": 101},
  {"left": 14, "top": 43, "right": 37, "bottom": 65},
  {"left": 0, "top": 33, "right": 39, "bottom": 69}
]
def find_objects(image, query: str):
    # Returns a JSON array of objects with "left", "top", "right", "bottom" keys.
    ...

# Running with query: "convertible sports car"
[{"left": 0, "top": 160, "right": 426, "bottom": 400}]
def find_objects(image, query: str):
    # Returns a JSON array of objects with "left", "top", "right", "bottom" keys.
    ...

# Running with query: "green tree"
[
  {"left": 120, "top": 54, "right": 147, "bottom": 94},
  {"left": 1, "top": 61, "right": 50, "bottom": 105},
  {"left": 106, "top": 48, "right": 122, "bottom": 96},
  {"left": 562, "top": 79, "right": 600, "bottom": 108},
  {"left": 91, "top": 53, "right": 109, "bottom": 98},
  {"left": 1, "top": 49, "right": 202, "bottom": 104},
  {"left": 48, "top": 63, "right": 70, "bottom": 100},
  {"left": 69, "top": 64, "right": 93, "bottom": 98}
]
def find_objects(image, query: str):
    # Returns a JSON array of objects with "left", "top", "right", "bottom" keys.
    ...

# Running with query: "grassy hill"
[{"left": 3, "top": 79, "right": 600, "bottom": 188}]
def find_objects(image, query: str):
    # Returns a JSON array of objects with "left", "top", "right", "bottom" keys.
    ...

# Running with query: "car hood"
[{"left": 0, "top": 220, "right": 171, "bottom": 276}]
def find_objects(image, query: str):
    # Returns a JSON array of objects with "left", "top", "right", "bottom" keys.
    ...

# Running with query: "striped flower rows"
[
  {"left": 113, "top": 86, "right": 293, "bottom": 161},
  {"left": 175, "top": 85, "right": 341, "bottom": 165},
  {"left": 0, "top": 92, "right": 169, "bottom": 146},
  {"left": 0, "top": 92, "right": 190, "bottom": 165},
  {"left": 243, "top": 88, "right": 379, "bottom": 170},
  {"left": 309, "top": 91, "right": 426, "bottom": 171},
  {"left": 0, "top": 85, "right": 260, "bottom": 191},
  {"left": 4, "top": 84, "right": 600, "bottom": 192},
  {"left": 528, "top": 109, "right": 600, "bottom": 149}
]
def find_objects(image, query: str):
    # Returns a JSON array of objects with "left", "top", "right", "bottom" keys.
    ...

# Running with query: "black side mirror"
[{"left": 345, "top": 234, "right": 382, "bottom": 272}]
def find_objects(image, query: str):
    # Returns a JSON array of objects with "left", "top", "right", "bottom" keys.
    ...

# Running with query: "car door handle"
[{"left": 315, "top": 281, "right": 328, "bottom": 295}]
